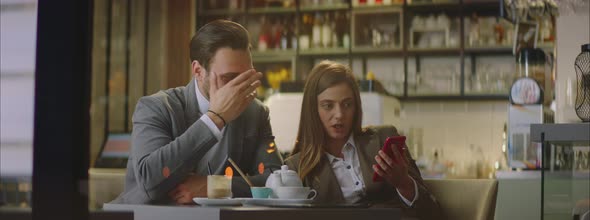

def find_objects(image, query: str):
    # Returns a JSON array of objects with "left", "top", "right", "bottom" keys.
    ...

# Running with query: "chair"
[
  {"left": 89, "top": 168, "right": 126, "bottom": 208},
  {"left": 423, "top": 179, "right": 498, "bottom": 220}
]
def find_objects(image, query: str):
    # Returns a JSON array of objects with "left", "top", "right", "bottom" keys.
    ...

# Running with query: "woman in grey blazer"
[{"left": 286, "top": 61, "right": 444, "bottom": 219}]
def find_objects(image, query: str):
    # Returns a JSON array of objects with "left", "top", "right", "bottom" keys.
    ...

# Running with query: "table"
[{"left": 103, "top": 203, "right": 401, "bottom": 220}]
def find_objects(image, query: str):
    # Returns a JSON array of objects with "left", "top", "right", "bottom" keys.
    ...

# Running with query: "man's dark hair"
[{"left": 189, "top": 20, "right": 251, "bottom": 71}]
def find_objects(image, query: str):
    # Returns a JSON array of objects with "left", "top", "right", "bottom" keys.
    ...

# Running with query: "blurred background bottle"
[
  {"left": 312, "top": 12, "right": 322, "bottom": 48},
  {"left": 258, "top": 16, "right": 271, "bottom": 51},
  {"left": 299, "top": 14, "right": 312, "bottom": 50}
]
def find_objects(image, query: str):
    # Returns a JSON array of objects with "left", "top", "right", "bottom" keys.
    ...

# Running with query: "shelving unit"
[{"left": 195, "top": 0, "right": 555, "bottom": 100}]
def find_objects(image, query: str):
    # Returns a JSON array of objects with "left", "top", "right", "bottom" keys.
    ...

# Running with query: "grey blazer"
[
  {"left": 286, "top": 126, "right": 444, "bottom": 220},
  {"left": 112, "top": 79, "right": 282, "bottom": 204}
]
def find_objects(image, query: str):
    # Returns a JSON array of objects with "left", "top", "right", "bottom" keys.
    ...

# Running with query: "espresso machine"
[{"left": 507, "top": 48, "right": 554, "bottom": 169}]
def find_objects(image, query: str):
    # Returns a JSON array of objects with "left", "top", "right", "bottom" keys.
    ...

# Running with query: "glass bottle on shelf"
[
  {"left": 258, "top": 16, "right": 271, "bottom": 51},
  {"left": 280, "top": 17, "right": 289, "bottom": 50},
  {"left": 371, "top": 24, "right": 382, "bottom": 47},
  {"left": 493, "top": 17, "right": 505, "bottom": 46},
  {"left": 540, "top": 18, "right": 554, "bottom": 43},
  {"left": 333, "top": 12, "right": 345, "bottom": 48},
  {"left": 300, "top": 14, "right": 312, "bottom": 50},
  {"left": 288, "top": 16, "right": 297, "bottom": 49},
  {"left": 503, "top": 20, "right": 513, "bottom": 46},
  {"left": 312, "top": 12, "right": 323, "bottom": 48},
  {"left": 322, "top": 13, "right": 332, "bottom": 48},
  {"left": 342, "top": 12, "right": 350, "bottom": 48},
  {"left": 272, "top": 17, "right": 283, "bottom": 49},
  {"left": 330, "top": 13, "right": 338, "bottom": 48},
  {"left": 361, "top": 24, "right": 371, "bottom": 47},
  {"left": 468, "top": 13, "right": 480, "bottom": 47}
]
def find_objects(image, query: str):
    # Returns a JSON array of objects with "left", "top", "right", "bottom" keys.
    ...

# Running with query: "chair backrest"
[
  {"left": 424, "top": 179, "right": 498, "bottom": 220},
  {"left": 89, "top": 168, "right": 126, "bottom": 208}
]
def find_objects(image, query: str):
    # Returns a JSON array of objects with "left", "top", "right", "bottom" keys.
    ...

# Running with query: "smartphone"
[{"left": 372, "top": 136, "right": 406, "bottom": 182}]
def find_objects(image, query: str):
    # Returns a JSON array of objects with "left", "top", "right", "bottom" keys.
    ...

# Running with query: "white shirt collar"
[
  {"left": 194, "top": 78, "right": 209, "bottom": 115},
  {"left": 325, "top": 135, "right": 356, "bottom": 163}
]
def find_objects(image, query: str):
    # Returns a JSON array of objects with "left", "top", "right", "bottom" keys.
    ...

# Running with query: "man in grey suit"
[{"left": 112, "top": 20, "right": 283, "bottom": 204}]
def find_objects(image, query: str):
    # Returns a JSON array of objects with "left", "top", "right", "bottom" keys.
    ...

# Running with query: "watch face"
[{"left": 510, "top": 77, "right": 542, "bottom": 104}]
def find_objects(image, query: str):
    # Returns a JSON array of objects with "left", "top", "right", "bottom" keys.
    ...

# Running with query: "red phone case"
[{"left": 372, "top": 136, "right": 406, "bottom": 182}]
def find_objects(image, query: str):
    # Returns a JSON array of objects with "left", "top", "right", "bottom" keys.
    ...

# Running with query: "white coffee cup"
[{"left": 274, "top": 187, "right": 317, "bottom": 200}]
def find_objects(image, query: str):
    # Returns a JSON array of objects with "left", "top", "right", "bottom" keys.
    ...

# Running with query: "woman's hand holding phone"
[
  {"left": 372, "top": 136, "right": 414, "bottom": 197},
  {"left": 372, "top": 136, "right": 406, "bottom": 181}
]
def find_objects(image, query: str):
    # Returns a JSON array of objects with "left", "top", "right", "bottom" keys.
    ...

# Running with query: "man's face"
[{"left": 194, "top": 47, "right": 253, "bottom": 99}]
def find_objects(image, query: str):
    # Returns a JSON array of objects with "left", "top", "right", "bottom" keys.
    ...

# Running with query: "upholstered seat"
[{"left": 423, "top": 179, "right": 498, "bottom": 220}]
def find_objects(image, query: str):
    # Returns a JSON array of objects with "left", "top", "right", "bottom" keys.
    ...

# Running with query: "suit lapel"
[
  {"left": 208, "top": 121, "right": 236, "bottom": 174},
  {"left": 228, "top": 115, "right": 243, "bottom": 165},
  {"left": 312, "top": 156, "right": 345, "bottom": 204},
  {"left": 356, "top": 133, "right": 382, "bottom": 195}
]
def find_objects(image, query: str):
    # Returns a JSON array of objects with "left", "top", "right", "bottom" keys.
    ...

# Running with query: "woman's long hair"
[{"left": 291, "top": 60, "right": 363, "bottom": 181}]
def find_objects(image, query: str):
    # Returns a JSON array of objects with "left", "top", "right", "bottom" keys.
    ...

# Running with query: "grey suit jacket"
[
  {"left": 112, "top": 79, "right": 282, "bottom": 204},
  {"left": 286, "top": 126, "right": 444, "bottom": 220}
]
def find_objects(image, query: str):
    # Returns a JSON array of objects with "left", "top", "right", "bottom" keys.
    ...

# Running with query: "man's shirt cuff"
[{"left": 200, "top": 114, "right": 222, "bottom": 141}]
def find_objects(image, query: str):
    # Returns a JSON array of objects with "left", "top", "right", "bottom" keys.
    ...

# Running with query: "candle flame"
[
  {"left": 258, "top": 163, "right": 265, "bottom": 175},
  {"left": 224, "top": 166, "right": 233, "bottom": 177}
]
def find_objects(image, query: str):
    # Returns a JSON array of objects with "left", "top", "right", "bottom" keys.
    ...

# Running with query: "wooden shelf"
[
  {"left": 248, "top": 7, "right": 296, "bottom": 14},
  {"left": 352, "top": 4, "right": 403, "bottom": 13},
  {"left": 405, "top": 2, "right": 462, "bottom": 12},
  {"left": 407, "top": 47, "right": 461, "bottom": 55},
  {"left": 465, "top": 46, "right": 513, "bottom": 54},
  {"left": 464, "top": 44, "right": 555, "bottom": 54},
  {"left": 199, "top": 9, "right": 245, "bottom": 16},
  {"left": 300, "top": 4, "right": 349, "bottom": 12},
  {"left": 399, "top": 94, "right": 508, "bottom": 101},
  {"left": 461, "top": 1, "right": 501, "bottom": 13},
  {"left": 351, "top": 47, "right": 404, "bottom": 56},
  {"left": 252, "top": 50, "right": 296, "bottom": 62},
  {"left": 299, "top": 48, "right": 349, "bottom": 56}
]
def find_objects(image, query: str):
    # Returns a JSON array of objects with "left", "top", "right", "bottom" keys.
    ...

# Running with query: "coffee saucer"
[
  {"left": 240, "top": 198, "right": 313, "bottom": 207},
  {"left": 192, "top": 197, "right": 242, "bottom": 206}
]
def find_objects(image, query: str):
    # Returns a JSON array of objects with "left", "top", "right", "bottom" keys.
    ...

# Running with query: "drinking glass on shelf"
[
  {"left": 386, "top": 71, "right": 405, "bottom": 95},
  {"left": 449, "top": 71, "right": 459, "bottom": 93},
  {"left": 495, "top": 71, "right": 507, "bottom": 93},
  {"left": 412, "top": 16, "right": 424, "bottom": 29}
]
